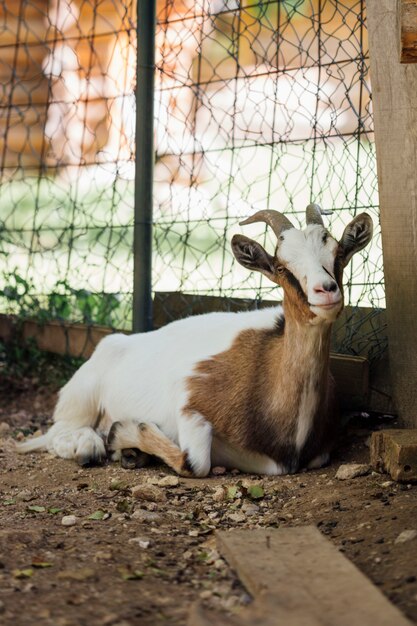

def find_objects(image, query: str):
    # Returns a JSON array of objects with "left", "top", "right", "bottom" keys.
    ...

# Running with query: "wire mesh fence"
[
  {"left": 0, "top": 0, "right": 136, "bottom": 328},
  {"left": 0, "top": 0, "right": 386, "bottom": 361}
]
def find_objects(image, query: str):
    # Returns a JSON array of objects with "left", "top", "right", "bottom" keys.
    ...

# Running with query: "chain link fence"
[{"left": 0, "top": 0, "right": 386, "bottom": 361}]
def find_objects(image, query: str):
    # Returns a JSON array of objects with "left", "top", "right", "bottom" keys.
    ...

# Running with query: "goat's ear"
[
  {"left": 339, "top": 213, "right": 373, "bottom": 266},
  {"left": 231, "top": 234, "right": 276, "bottom": 280}
]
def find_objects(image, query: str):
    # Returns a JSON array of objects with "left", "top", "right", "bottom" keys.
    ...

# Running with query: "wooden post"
[
  {"left": 367, "top": 0, "right": 417, "bottom": 427},
  {"left": 399, "top": 0, "right": 417, "bottom": 62}
]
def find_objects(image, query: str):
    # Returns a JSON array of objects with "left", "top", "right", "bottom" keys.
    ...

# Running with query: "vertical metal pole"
[{"left": 133, "top": 0, "right": 156, "bottom": 332}]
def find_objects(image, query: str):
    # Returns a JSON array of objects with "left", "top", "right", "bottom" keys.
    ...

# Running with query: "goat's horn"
[
  {"left": 306, "top": 203, "right": 325, "bottom": 226},
  {"left": 239, "top": 210, "right": 294, "bottom": 238}
]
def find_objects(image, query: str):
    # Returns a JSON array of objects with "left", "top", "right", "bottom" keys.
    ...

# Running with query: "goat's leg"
[
  {"left": 178, "top": 412, "right": 212, "bottom": 477},
  {"left": 16, "top": 360, "right": 106, "bottom": 465},
  {"left": 107, "top": 420, "right": 192, "bottom": 477}
]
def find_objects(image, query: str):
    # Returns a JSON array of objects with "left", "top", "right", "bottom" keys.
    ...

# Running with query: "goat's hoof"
[
  {"left": 120, "top": 447, "right": 150, "bottom": 470},
  {"left": 180, "top": 452, "right": 194, "bottom": 477},
  {"left": 76, "top": 452, "right": 106, "bottom": 468}
]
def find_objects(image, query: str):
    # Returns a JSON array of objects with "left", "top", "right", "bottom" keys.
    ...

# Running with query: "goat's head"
[{"left": 231, "top": 204, "right": 373, "bottom": 323}]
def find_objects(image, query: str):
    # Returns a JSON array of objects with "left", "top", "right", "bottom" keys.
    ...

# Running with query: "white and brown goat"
[{"left": 17, "top": 205, "right": 373, "bottom": 476}]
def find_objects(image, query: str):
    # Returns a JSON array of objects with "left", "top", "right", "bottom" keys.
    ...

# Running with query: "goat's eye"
[
  {"left": 277, "top": 266, "right": 285, "bottom": 274},
  {"left": 322, "top": 233, "right": 328, "bottom": 244}
]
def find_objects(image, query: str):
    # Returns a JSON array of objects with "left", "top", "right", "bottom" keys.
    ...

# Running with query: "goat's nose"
[{"left": 313, "top": 280, "right": 338, "bottom": 294}]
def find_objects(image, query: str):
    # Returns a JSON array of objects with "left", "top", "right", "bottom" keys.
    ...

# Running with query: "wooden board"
[
  {"left": 399, "top": 0, "right": 417, "bottom": 62},
  {"left": 367, "top": 0, "right": 417, "bottom": 427},
  {"left": 196, "top": 527, "right": 411, "bottom": 626}
]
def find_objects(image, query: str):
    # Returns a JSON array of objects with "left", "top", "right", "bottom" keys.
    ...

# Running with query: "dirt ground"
[{"left": 0, "top": 376, "right": 416, "bottom": 626}]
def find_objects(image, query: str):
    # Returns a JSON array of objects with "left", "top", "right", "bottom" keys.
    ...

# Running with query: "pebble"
[
  {"left": 128, "top": 537, "right": 151, "bottom": 549},
  {"left": 15, "top": 489, "right": 34, "bottom": 502},
  {"left": 131, "top": 485, "right": 166, "bottom": 502},
  {"left": 0, "top": 422, "right": 11, "bottom": 437},
  {"left": 211, "top": 466, "right": 226, "bottom": 475},
  {"left": 241, "top": 502, "right": 260, "bottom": 516},
  {"left": 381, "top": 481, "right": 393, "bottom": 488},
  {"left": 395, "top": 529, "right": 417, "bottom": 544},
  {"left": 156, "top": 476, "right": 179, "bottom": 487},
  {"left": 61, "top": 515, "right": 77, "bottom": 527},
  {"left": 212, "top": 486, "right": 226, "bottom": 502},
  {"left": 131, "top": 509, "right": 161, "bottom": 523},
  {"left": 335, "top": 463, "right": 371, "bottom": 480},
  {"left": 227, "top": 512, "right": 246, "bottom": 523}
]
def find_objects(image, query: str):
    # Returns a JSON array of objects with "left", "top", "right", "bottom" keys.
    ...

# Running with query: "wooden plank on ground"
[
  {"left": 399, "top": 0, "right": 417, "bottom": 62},
  {"left": 209, "top": 527, "right": 412, "bottom": 626},
  {"left": 367, "top": 0, "right": 417, "bottom": 427}
]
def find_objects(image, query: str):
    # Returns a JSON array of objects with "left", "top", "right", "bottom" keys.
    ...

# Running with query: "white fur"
[
  {"left": 17, "top": 307, "right": 283, "bottom": 474},
  {"left": 279, "top": 225, "right": 342, "bottom": 320},
  {"left": 178, "top": 412, "right": 213, "bottom": 477},
  {"left": 211, "top": 435, "right": 287, "bottom": 475}
]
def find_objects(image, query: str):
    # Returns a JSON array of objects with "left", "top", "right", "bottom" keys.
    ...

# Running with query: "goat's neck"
[
  {"left": 283, "top": 315, "right": 331, "bottom": 369},
  {"left": 276, "top": 302, "right": 332, "bottom": 386}
]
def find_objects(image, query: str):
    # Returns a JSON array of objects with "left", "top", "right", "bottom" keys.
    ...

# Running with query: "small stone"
[
  {"left": 211, "top": 466, "right": 226, "bottom": 475},
  {"left": 188, "top": 530, "right": 199, "bottom": 537},
  {"left": 199, "top": 590, "right": 213, "bottom": 600},
  {"left": 335, "top": 463, "right": 370, "bottom": 480},
  {"left": 61, "top": 515, "right": 77, "bottom": 527},
  {"left": 131, "top": 485, "right": 166, "bottom": 502},
  {"left": 15, "top": 489, "right": 34, "bottom": 502},
  {"left": 0, "top": 422, "right": 10, "bottom": 437},
  {"left": 227, "top": 512, "right": 246, "bottom": 523},
  {"left": 241, "top": 502, "right": 260, "bottom": 516},
  {"left": 212, "top": 486, "right": 226, "bottom": 502},
  {"left": 131, "top": 509, "right": 161, "bottom": 523},
  {"left": 156, "top": 476, "right": 179, "bottom": 487},
  {"left": 395, "top": 529, "right": 417, "bottom": 544},
  {"left": 381, "top": 481, "right": 393, "bottom": 488},
  {"left": 128, "top": 537, "right": 151, "bottom": 549}
]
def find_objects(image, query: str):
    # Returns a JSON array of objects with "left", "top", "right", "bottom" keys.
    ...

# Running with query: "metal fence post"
[{"left": 133, "top": 0, "right": 156, "bottom": 333}]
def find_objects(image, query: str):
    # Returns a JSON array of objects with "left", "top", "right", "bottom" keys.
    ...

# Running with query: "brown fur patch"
[
  {"left": 109, "top": 422, "right": 192, "bottom": 477},
  {"left": 184, "top": 306, "right": 337, "bottom": 472},
  {"left": 136, "top": 424, "right": 192, "bottom": 477}
]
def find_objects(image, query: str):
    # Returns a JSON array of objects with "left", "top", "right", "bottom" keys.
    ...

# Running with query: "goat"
[{"left": 16, "top": 204, "right": 373, "bottom": 476}]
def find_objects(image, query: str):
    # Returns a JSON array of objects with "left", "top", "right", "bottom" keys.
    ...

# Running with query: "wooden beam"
[
  {"left": 367, "top": 0, "right": 417, "bottom": 427},
  {"left": 399, "top": 0, "right": 417, "bottom": 62},
  {"left": 191, "top": 527, "right": 411, "bottom": 626}
]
